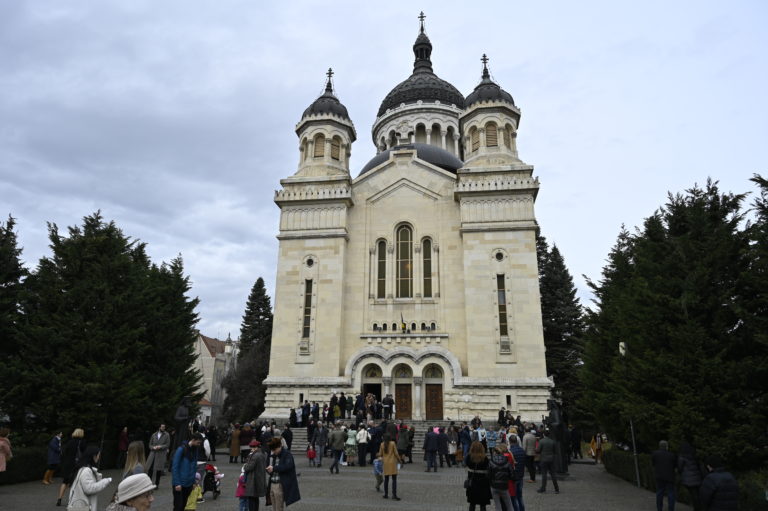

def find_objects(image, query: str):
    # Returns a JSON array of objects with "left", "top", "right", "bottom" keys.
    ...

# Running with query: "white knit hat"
[{"left": 117, "top": 473, "right": 156, "bottom": 503}]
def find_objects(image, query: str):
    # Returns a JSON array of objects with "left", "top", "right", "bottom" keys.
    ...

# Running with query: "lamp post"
[{"left": 619, "top": 342, "right": 641, "bottom": 488}]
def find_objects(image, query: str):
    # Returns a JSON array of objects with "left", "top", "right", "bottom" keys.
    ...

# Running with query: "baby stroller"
[{"left": 202, "top": 463, "right": 222, "bottom": 499}]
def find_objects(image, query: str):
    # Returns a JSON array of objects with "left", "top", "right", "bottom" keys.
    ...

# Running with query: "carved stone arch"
[{"left": 344, "top": 346, "right": 462, "bottom": 385}]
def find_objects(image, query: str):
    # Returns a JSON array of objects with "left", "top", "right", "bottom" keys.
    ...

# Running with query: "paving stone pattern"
[{"left": 0, "top": 452, "right": 690, "bottom": 510}]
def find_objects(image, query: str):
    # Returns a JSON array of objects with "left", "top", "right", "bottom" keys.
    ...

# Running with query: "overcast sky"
[{"left": 1, "top": 1, "right": 766, "bottom": 340}]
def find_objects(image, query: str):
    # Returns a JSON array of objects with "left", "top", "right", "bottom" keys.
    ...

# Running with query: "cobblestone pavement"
[{"left": 0, "top": 458, "right": 690, "bottom": 510}]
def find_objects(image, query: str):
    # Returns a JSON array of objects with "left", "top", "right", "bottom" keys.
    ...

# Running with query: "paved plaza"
[{"left": 0, "top": 457, "right": 689, "bottom": 511}]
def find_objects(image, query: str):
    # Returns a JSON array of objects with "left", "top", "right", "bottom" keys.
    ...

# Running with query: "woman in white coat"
[{"left": 66, "top": 445, "right": 112, "bottom": 511}]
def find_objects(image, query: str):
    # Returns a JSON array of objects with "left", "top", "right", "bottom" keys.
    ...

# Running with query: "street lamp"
[{"left": 618, "top": 342, "right": 641, "bottom": 488}]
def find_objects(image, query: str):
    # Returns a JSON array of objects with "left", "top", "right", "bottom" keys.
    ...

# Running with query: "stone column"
[
  {"left": 413, "top": 377, "right": 423, "bottom": 420},
  {"left": 453, "top": 133, "right": 461, "bottom": 157},
  {"left": 382, "top": 377, "right": 392, "bottom": 398},
  {"left": 479, "top": 128, "right": 486, "bottom": 154},
  {"left": 432, "top": 242, "right": 440, "bottom": 298},
  {"left": 441, "top": 130, "right": 447, "bottom": 150},
  {"left": 324, "top": 138, "right": 332, "bottom": 164}
]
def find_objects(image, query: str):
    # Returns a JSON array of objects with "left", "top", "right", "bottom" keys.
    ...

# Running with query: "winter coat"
[
  {"left": 488, "top": 451, "right": 513, "bottom": 490},
  {"left": 509, "top": 445, "right": 527, "bottom": 481},
  {"left": 60, "top": 438, "right": 86, "bottom": 484},
  {"left": 536, "top": 437, "right": 556, "bottom": 463},
  {"left": 229, "top": 429, "right": 241, "bottom": 457},
  {"left": 459, "top": 428, "right": 472, "bottom": 447},
  {"left": 239, "top": 428, "right": 253, "bottom": 448},
  {"left": 0, "top": 437, "right": 11, "bottom": 472},
  {"left": 700, "top": 468, "right": 739, "bottom": 511},
  {"left": 146, "top": 430, "right": 170, "bottom": 475},
  {"left": 328, "top": 429, "right": 346, "bottom": 450},
  {"left": 678, "top": 455, "right": 703, "bottom": 487},
  {"left": 345, "top": 429, "right": 357, "bottom": 446},
  {"left": 377, "top": 441, "right": 402, "bottom": 476},
  {"left": 423, "top": 431, "right": 439, "bottom": 452},
  {"left": 311, "top": 427, "right": 328, "bottom": 448},
  {"left": 356, "top": 428, "right": 369, "bottom": 445},
  {"left": 396, "top": 431, "right": 409, "bottom": 452},
  {"left": 269, "top": 449, "right": 300, "bottom": 507},
  {"left": 67, "top": 467, "right": 111, "bottom": 511},
  {"left": 243, "top": 450, "right": 267, "bottom": 498},
  {"left": 651, "top": 449, "right": 678, "bottom": 483},
  {"left": 282, "top": 429, "right": 293, "bottom": 450},
  {"left": 522, "top": 432, "right": 537, "bottom": 456},
  {"left": 437, "top": 432, "right": 449, "bottom": 455},
  {"left": 47, "top": 436, "right": 61, "bottom": 466},
  {"left": 171, "top": 442, "right": 199, "bottom": 488},
  {"left": 465, "top": 457, "right": 492, "bottom": 505}
]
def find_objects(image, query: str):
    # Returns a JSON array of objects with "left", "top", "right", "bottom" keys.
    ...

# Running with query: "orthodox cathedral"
[{"left": 263, "top": 15, "right": 552, "bottom": 421}]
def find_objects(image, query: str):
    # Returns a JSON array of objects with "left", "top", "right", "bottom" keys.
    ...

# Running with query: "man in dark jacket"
[
  {"left": 423, "top": 426, "right": 439, "bottom": 472},
  {"left": 509, "top": 436, "right": 527, "bottom": 510},
  {"left": 536, "top": 430, "right": 560, "bottom": 494},
  {"left": 310, "top": 422, "right": 329, "bottom": 467},
  {"left": 368, "top": 421, "right": 383, "bottom": 465},
  {"left": 652, "top": 440, "right": 678, "bottom": 511},
  {"left": 437, "top": 427, "right": 451, "bottom": 467},
  {"left": 267, "top": 437, "right": 301, "bottom": 508},
  {"left": 700, "top": 455, "right": 738, "bottom": 511}
]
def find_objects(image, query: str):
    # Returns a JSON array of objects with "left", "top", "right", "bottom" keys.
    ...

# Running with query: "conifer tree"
[
  {"left": 537, "top": 234, "right": 585, "bottom": 412},
  {"left": 222, "top": 278, "right": 273, "bottom": 421},
  {"left": 0, "top": 216, "right": 27, "bottom": 428}
]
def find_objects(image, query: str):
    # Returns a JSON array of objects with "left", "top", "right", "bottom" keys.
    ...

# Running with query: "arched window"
[
  {"left": 446, "top": 126, "right": 456, "bottom": 155},
  {"left": 392, "top": 322, "right": 397, "bottom": 331},
  {"left": 331, "top": 136, "right": 341, "bottom": 160},
  {"left": 411, "top": 322, "right": 416, "bottom": 331},
  {"left": 421, "top": 322, "right": 427, "bottom": 331},
  {"left": 415, "top": 124, "right": 427, "bottom": 144},
  {"left": 313, "top": 134, "right": 325, "bottom": 158},
  {"left": 431, "top": 322, "right": 436, "bottom": 331},
  {"left": 396, "top": 225, "right": 413, "bottom": 298},
  {"left": 486, "top": 123, "right": 498, "bottom": 147},
  {"left": 503, "top": 124, "right": 513, "bottom": 149},
  {"left": 422, "top": 238, "right": 432, "bottom": 298},
  {"left": 373, "top": 323, "right": 379, "bottom": 331},
  {"left": 424, "top": 364, "right": 443, "bottom": 379},
  {"left": 376, "top": 240, "right": 387, "bottom": 299},
  {"left": 382, "top": 323, "right": 387, "bottom": 332},
  {"left": 470, "top": 127, "right": 480, "bottom": 152}
]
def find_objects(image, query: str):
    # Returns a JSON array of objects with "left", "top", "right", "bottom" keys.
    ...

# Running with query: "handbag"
[{"left": 463, "top": 477, "right": 472, "bottom": 489}]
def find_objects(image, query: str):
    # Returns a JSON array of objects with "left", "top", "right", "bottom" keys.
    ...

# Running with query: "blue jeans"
[
  {"left": 239, "top": 497, "right": 249, "bottom": 511},
  {"left": 656, "top": 479, "right": 675, "bottom": 511},
  {"left": 462, "top": 443, "right": 470, "bottom": 465},
  {"left": 512, "top": 479, "right": 525, "bottom": 511}
]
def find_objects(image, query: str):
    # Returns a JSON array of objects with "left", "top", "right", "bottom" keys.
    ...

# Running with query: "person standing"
[
  {"left": 122, "top": 441, "right": 147, "bottom": 479},
  {"left": 378, "top": 433, "right": 403, "bottom": 500},
  {"left": 423, "top": 425, "right": 439, "bottom": 472},
  {"left": 345, "top": 424, "right": 358, "bottom": 466},
  {"left": 699, "top": 455, "right": 738, "bottom": 511},
  {"left": 243, "top": 440, "right": 267, "bottom": 511},
  {"left": 207, "top": 426, "right": 218, "bottom": 462},
  {"left": 466, "top": 441, "right": 492, "bottom": 511},
  {"left": 229, "top": 424, "right": 241, "bottom": 464},
  {"left": 356, "top": 423, "right": 369, "bottom": 467},
  {"left": 173, "top": 397, "right": 191, "bottom": 452},
  {"left": 678, "top": 441, "right": 703, "bottom": 511},
  {"left": 57, "top": 428, "right": 86, "bottom": 507},
  {"left": 508, "top": 436, "right": 527, "bottom": 511},
  {"left": 328, "top": 423, "right": 346, "bottom": 474},
  {"left": 651, "top": 440, "right": 677, "bottom": 511},
  {"left": 438, "top": 427, "right": 451, "bottom": 468},
  {"left": 310, "top": 422, "right": 328, "bottom": 468},
  {"left": 282, "top": 424, "right": 293, "bottom": 451},
  {"left": 0, "top": 428, "right": 12, "bottom": 475},
  {"left": 117, "top": 427, "right": 129, "bottom": 470},
  {"left": 146, "top": 424, "right": 170, "bottom": 486},
  {"left": 521, "top": 428, "right": 537, "bottom": 483},
  {"left": 536, "top": 430, "right": 560, "bottom": 494},
  {"left": 488, "top": 445, "right": 515, "bottom": 511},
  {"left": 266, "top": 437, "right": 300, "bottom": 510},
  {"left": 67, "top": 445, "right": 113, "bottom": 511},
  {"left": 43, "top": 431, "right": 62, "bottom": 485},
  {"left": 171, "top": 433, "right": 203, "bottom": 511}
]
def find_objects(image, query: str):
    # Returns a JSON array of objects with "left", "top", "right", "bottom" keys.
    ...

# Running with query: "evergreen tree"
[
  {"left": 537, "top": 234, "right": 585, "bottom": 413},
  {"left": 581, "top": 181, "right": 767, "bottom": 468},
  {"left": 0, "top": 216, "right": 27, "bottom": 427},
  {"left": 14, "top": 212, "right": 201, "bottom": 434},
  {"left": 222, "top": 278, "right": 273, "bottom": 421}
]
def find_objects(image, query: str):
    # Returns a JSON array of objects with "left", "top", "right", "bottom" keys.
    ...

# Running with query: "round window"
[
  {"left": 306, "top": 258, "right": 314, "bottom": 267},
  {"left": 495, "top": 252, "right": 504, "bottom": 261}
]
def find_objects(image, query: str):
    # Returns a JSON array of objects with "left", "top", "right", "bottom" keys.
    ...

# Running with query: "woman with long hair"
[
  {"left": 377, "top": 433, "right": 403, "bottom": 501},
  {"left": 465, "top": 441, "right": 491, "bottom": 511},
  {"left": 123, "top": 441, "right": 146, "bottom": 480},
  {"left": 57, "top": 428, "right": 86, "bottom": 507},
  {"left": 67, "top": 445, "right": 113, "bottom": 511}
]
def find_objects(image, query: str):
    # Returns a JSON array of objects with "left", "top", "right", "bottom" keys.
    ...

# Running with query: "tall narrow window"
[
  {"left": 496, "top": 274, "right": 508, "bottom": 336},
  {"left": 302, "top": 279, "right": 313, "bottom": 338},
  {"left": 470, "top": 128, "right": 480, "bottom": 152},
  {"left": 396, "top": 225, "right": 413, "bottom": 298},
  {"left": 377, "top": 240, "right": 386, "bottom": 299},
  {"left": 422, "top": 238, "right": 432, "bottom": 298},
  {"left": 313, "top": 135, "right": 325, "bottom": 158},
  {"left": 486, "top": 123, "right": 498, "bottom": 147},
  {"left": 330, "top": 137, "right": 340, "bottom": 160}
]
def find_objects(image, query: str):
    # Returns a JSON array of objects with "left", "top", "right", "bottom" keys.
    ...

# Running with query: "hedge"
[
  {"left": 0, "top": 445, "right": 47, "bottom": 485},
  {"left": 603, "top": 448, "right": 768, "bottom": 511}
]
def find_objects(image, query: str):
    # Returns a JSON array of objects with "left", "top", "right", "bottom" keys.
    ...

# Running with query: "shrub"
[{"left": 0, "top": 445, "right": 47, "bottom": 485}]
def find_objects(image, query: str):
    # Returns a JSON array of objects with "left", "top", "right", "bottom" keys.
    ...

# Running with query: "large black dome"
[
  {"left": 465, "top": 58, "right": 515, "bottom": 108},
  {"left": 377, "top": 25, "right": 464, "bottom": 117},
  {"left": 359, "top": 143, "right": 463, "bottom": 176}
]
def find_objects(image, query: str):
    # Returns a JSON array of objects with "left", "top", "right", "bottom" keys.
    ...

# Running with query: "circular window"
[
  {"left": 306, "top": 258, "right": 314, "bottom": 267},
  {"left": 495, "top": 252, "right": 504, "bottom": 261}
]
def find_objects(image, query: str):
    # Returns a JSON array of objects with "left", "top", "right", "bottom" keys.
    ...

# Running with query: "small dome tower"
[
  {"left": 460, "top": 55, "right": 522, "bottom": 166},
  {"left": 295, "top": 69, "right": 356, "bottom": 177}
]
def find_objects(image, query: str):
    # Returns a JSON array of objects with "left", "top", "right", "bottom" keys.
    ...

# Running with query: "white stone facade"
[{"left": 264, "top": 22, "right": 552, "bottom": 422}]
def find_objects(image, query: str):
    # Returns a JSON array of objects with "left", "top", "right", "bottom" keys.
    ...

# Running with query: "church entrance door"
[
  {"left": 395, "top": 384, "right": 412, "bottom": 420},
  {"left": 425, "top": 384, "right": 443, "bottom": 420},
  {"left": 363, "top": 383, "right": 382, "bottom": 402}
]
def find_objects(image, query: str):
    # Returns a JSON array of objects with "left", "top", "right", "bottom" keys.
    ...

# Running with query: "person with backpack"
[
  {"left": 488, "top": 445, "right": 514, "bottom": 511},
  {"left": 171, "top": 433, "right": 203, "bottom": 511}
]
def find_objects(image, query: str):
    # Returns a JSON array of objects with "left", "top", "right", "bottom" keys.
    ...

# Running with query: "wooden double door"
[
  {"left": 395, "top": 384, "right": 412, "bottom": 419},
  {"left": 425, "top": 384, "right": 443, "bottom": 420}
]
